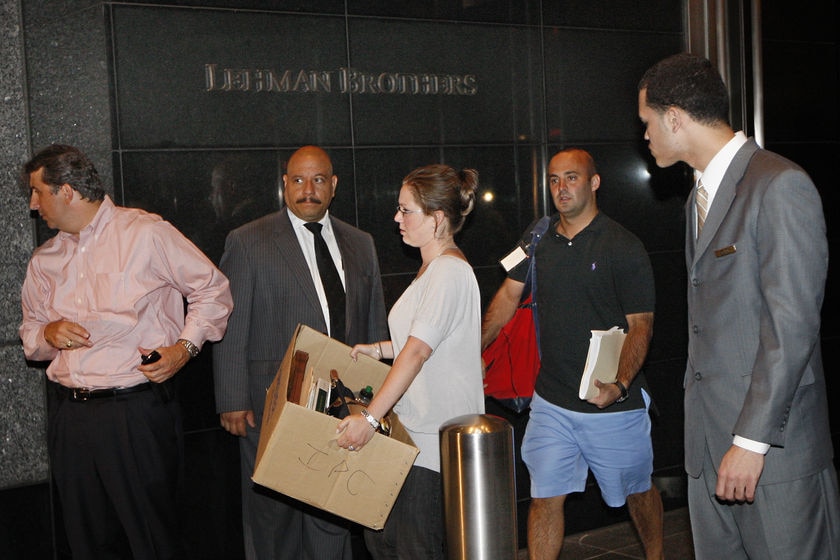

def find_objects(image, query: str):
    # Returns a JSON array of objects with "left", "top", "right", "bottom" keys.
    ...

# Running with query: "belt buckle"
[{"left": 71, "top": 388, "right": 92, "bottom": 402}]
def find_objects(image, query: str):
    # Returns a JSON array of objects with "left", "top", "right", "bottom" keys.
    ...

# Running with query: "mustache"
[{"left": 295, "top": 196, "right": 323, "bottom": 204}]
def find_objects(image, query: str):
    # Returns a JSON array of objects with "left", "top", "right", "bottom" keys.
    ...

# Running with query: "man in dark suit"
[
  {"left": 638, "top": 53, "right": 840, "bottom": 559},
  {"left": 213, "top": 145, "right": 388, "bottom": 560}
]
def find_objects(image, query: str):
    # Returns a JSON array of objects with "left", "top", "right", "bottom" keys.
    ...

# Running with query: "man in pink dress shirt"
[{"left": 19, "top": 144, "right": 233, "bottom": 559}]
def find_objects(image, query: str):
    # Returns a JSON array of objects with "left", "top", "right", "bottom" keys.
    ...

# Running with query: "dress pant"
[
  {"left": 363, "top": 466, "right": 445, "bottom": 560},
  {"left": 688, "top": 446, "right": 840, "bottom": 560},
  {"left": 48, "top": 382, "right": 184, "bottom": 560},
  {"left": 239, "top": 423, "right": 352, "bottom": 560}
]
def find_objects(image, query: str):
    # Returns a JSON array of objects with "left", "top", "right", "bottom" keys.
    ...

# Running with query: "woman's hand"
[
  {"left": 336, "top": 413, "right": 377, "bottom": 451},
  {"left": 350, "top": 343, "right": 381, "bottom": 361}
]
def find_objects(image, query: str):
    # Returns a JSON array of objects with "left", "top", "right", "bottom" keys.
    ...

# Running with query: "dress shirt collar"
[
  {"left": 286, "top": 207, "right": 334, "bottom": 235},
  {"left": 694, "top": 131, "right": 748, "bottom": 201},
  {"left": 57, "top": 195, "right": 115, "bottom": 242}
]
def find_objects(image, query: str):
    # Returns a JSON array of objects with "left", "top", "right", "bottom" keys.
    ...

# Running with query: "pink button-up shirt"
[{"left": 20, "top": 196, "right": 233, "bottom": 389}]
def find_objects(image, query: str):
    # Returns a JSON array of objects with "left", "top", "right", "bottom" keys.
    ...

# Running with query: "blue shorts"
[{"left": 521, "top": 391, "right": 653, "bottom": 507}]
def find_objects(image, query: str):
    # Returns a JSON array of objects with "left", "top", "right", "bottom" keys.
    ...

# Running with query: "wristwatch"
[
  {"left": 178, "top": 338, "right": 200, "bottom": 359},
  {"left": 613, "top": 380, "right": 629, "bottom": 403},
  {"left": 361, "top": 409, "right": 381, "bottom": 431}
]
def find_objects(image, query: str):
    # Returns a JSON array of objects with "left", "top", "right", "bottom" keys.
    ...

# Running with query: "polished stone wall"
[{"left": 0, "top": 0, "right": 48, "bottom": 490}]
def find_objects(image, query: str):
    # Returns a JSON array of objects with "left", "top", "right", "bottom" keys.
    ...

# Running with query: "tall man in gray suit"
[
  {"left": 638, "top": 53, "right": 840, "bottom": 559},
  {"left": 213, "top": 145, "right": 389, "bottom": 560}
]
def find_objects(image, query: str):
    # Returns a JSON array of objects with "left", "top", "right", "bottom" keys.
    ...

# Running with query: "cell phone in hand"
[{"left": 141, "top": 350, "right": 161, "bottom": 365}]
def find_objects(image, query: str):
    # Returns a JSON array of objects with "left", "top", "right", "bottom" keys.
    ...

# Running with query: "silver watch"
[{"left": 178, "top": 338, "right": 200, "bottom": 358}]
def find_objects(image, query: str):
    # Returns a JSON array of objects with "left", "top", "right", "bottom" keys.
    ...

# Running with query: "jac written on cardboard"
[{"left": 252, "top": 324, "right": 419, "bottom": 530}]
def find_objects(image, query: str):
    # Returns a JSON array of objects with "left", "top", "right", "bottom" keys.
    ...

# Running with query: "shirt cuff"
[{"left": 733, "top": 435, "right": 770, "bottom": 455}]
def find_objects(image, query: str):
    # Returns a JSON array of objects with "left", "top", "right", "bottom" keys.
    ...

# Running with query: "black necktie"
[{"left": 304, "top": 222, "right": 346, "bottom": 342}]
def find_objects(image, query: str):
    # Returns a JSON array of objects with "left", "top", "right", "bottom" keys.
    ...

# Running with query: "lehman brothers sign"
[{"left": 205, "top": 64, "right": 477, "bottom": 96}]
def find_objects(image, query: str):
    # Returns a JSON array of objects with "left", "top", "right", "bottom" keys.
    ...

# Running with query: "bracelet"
[
  {"left": 360, "top": 409, "right": 380, "bottom": 431},
  {"left": 374, "top": 342, "right": 382, "bottom": 360},
  {"left": 613, "top": 380, "right": 629, "bottom": 403},
  {"left": 178, "top": 338, "right": 200, "bottom": 358}
]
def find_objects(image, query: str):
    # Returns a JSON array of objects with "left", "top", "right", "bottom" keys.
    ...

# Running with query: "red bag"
[
  {"left": 482, "top": 294, "right": 540, "bottom": 405},
  {"left": 482, "top": 216, "right": 550, "bottom": 413}
]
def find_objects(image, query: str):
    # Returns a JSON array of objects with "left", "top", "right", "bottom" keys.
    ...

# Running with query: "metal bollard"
[{"left": 440, "top": 414, "right": 517, "bottom": 560}]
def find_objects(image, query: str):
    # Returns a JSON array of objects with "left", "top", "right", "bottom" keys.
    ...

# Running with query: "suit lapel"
[
  {"left": 273, "top": 211, "right": 322, "bottom": 314},
  {"left": 691, "top": 140, "right": 759, "bottom": 266}
]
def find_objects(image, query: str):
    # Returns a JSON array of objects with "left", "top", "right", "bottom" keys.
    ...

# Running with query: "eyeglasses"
[{"left": 396, "top": 205, "right": 423, "bottom": 216}]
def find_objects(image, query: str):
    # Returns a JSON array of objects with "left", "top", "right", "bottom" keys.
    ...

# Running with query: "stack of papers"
[{"left": 578, "top": 326, "right": 626, "bottom": 400}]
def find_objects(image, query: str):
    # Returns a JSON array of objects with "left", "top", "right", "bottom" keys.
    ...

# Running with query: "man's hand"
[
  {"left": 44, "top": 320, "right": 92, "bottom": 350},
  {"left": 589, "top": 378, "right": 621, "bottom": 409},
  {"left": 137, "top": 342, "right": 190, "bottom": 383},
  {"left": 715, "top": 445, "right": 765, "bottom": 503},
  {"left": 220, "top": 410, "right": 256, "bottom": 437}
]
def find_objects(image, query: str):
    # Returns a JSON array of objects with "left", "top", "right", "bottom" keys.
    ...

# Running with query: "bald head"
[{"left": 282, "top": 145, "right": 338, "bottom": 222}]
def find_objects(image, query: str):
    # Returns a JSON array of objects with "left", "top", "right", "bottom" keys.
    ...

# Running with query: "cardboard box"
[{"left": 253, "top": 324, "right": 419, "bottom": 530}]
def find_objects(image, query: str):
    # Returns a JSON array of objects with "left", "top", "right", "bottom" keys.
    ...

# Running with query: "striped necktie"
[{"left": 696, "top": 180, "right": 709, "bottom": 237}]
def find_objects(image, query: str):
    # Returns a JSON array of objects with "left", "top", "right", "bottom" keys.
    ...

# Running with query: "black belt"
[{"left": 56, "top": 382, "right": 152, "bottom": 402}]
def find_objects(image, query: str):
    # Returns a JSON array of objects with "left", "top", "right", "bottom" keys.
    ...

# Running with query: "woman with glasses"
[{"left": 337, "top": 164, "right": 485, "bottom": 559}]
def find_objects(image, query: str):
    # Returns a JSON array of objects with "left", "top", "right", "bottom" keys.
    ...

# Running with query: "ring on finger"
[
  {"left": 65, "top": 340, "right": 72, "bottom": 348},
  {"left": 348, "top": 445, "right": 355, "bottom": 451}
]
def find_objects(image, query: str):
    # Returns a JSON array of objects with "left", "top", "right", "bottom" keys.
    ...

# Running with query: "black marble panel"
[
  {"left": 762, "top": 41, "right": 838, "bottom": 143},
  {"left": 0, "top": 483, "right": 54, "bottom": 559},
  {"left": 180, "top": 429, "right": 245, "bottom": 559},
  {"left": 111, "top": 6, "right": 352, "bottom": 148},
  {"left": 114, "top": 0, "right": 344, "bottom": 12},
  {"left": 347, "top": 18, "right": 544, "bottom": 145},
  {"left": 175, "top": 353, "right": 222, "bottom": 432},
  {"left": 542, "top": 0, "right": 684, "bottom": 32},
  {"left": 23, "top": 1, "right": 114, "bottom": 189},
  {"left": 830, "top": 338, "right": 840, "bottom": 453},
  {"left": 348, "top": 0, "right": 541, "bottom": 25},
  {"left": 543, "top": 28, "right": 683, "bottom": 143},
  {"left": 647, "top": 251, "right": 688, "bottom": 366},
  {"left": 645, "top": 357, "right": 688, "bottom": 472},
  {"left": 822, "top": 334, "right": 840, "bottom": 443},
  {"left": 475, "top": 264, "right": 510, "bottom": 313},
  {"left": 762, "top": 0, "right": 838, "bottom": 42},
  {"left": 380, "top": 272, "right": 413, "bottom": 312}
]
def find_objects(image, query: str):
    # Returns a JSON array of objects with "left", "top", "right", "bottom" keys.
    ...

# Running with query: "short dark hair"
[
  {"left": 23, "top": 144, "right": 106, "bottom": 201},
  {"left": 639, "top": 53, "right": 730, "bottom": 126}
]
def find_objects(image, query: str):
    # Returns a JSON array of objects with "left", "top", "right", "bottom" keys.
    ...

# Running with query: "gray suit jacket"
[
  {"left": 213, "top": 210, "right": 388, "bottom": 420},
  {"left": 683, "top": 139, "right": 833, "bottom": 484}
]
